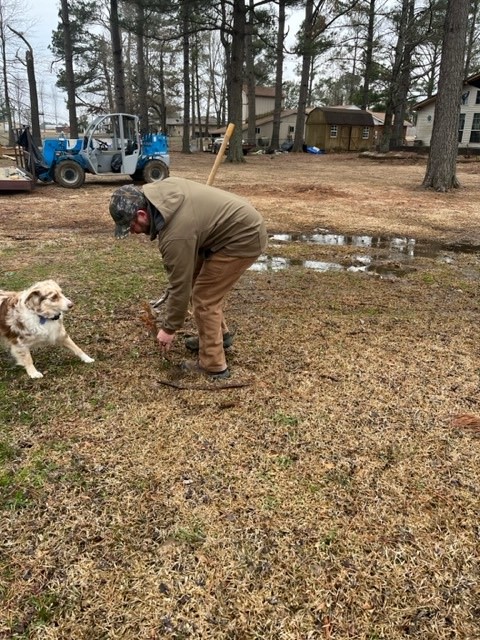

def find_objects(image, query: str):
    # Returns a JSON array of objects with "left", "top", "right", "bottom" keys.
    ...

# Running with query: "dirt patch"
[
  {"left": 2, "top": 151, "right": 480, "bottom": 242},
  {"left": 232, "top": 182, "right": 349, "bottom": 200},
  {"left": 1, "top": 151, "right": 480, "bottom": 639}
]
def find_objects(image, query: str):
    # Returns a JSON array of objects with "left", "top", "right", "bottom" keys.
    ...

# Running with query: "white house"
[{"left": 414, "top": 71, "right": 480, "bottom": 146}]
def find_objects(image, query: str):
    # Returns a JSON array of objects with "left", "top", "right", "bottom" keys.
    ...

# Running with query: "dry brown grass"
[{"left": 1, "top": 151, "right": 480, "bottom": 639}]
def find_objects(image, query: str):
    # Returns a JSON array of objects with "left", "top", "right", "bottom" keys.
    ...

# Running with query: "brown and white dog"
[{"left": 0, "top": 279, "right": 94, "bottom": 379}]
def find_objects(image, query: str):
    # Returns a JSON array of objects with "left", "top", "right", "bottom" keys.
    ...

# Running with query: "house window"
[
  {"left": 255, "top": 127, "right": 260, "bottom": 134},
  {"left": 470, "top": 113, "right": 480, "bottom": 143},
  {"left": 461, "top": 91, "right": 470, "bottom": 105},
  {"left": 459, "top": 113, "right": 465, "bottom": 143},
  {"left": 330, "top": 125, "right": 338, "bottom": 138},
  {"left": 288, "top": 126, "right": 294, "bottom": 133},
  {"left": 362, "top": 127, "right": 370, "bottom": 139},
  {"left": 476, "top": 91, "right": 480, "bottom": 104}
]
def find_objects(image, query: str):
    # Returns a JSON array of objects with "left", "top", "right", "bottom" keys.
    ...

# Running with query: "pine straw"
[{"left": 1, "top": 153, "right": 480, "bottom": 639}]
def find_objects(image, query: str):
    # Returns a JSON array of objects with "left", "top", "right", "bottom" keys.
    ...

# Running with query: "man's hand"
[{"left": 157, "top": 328, "right": 175, "bottom": 352}]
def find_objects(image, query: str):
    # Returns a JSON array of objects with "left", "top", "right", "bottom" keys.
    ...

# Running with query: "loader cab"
[{"left": 81, "top": 113, "right": 140, "bottom": 175}]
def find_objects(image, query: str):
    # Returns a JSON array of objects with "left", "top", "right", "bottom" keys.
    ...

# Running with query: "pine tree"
[{"left": 422, "top": 0, "right": 469, "bottom": 191}]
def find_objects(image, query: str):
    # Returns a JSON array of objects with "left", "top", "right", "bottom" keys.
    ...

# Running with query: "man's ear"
[{"left": 137, "top": 209, "right": 149, "bottom": 223}]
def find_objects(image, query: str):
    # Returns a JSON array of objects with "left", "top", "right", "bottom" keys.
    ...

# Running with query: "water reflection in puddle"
[
  {"left": 250, "top": 231, "right": 479, "bottom": 277},
  {"left": 250, "top": 255, "right": 409, "bottom": 277},
  {"left": 269, "top": 232, "right": 479, "bottom": 257}
]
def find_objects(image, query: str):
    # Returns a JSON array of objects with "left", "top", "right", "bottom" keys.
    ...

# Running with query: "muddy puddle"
[{"left": 250, "top": 231, "right": 480, "bottom": 277}]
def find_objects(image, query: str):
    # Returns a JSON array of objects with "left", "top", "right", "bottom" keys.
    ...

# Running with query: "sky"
[
  {"left": 20, "top": 0, "right": 302, "bottom": 126},
  {"left": 14, "top": 0, "right": 67, "bottom": 123}
]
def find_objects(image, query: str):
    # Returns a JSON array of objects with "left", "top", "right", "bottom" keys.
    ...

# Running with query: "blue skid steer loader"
[{"left": 17, "top": 113, "right": 170, "bottom": 188}]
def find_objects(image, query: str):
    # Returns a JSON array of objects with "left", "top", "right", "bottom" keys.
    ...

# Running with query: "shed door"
[
  {"left": 348, "top": 126, "right": 366, "bottom": 151},
  {"left": 339, "top": 126, "right": 351, "bottom": 150}
]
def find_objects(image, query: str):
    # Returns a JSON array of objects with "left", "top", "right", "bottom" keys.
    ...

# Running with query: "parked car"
[
  {"left": 209, "top": 137, "right": 255, "bottom": 155},
  {"left": 210, "top": 137, "right": 226, "bottom": 153}
]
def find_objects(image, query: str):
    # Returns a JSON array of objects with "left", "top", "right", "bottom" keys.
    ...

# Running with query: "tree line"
[{"left": 0, "top": 0, "right": 476, "bottom": 189}]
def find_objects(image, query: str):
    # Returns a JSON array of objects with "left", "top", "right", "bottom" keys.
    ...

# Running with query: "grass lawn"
[{"left": 1, "top": 151, "right": 479, "bottom": 639}]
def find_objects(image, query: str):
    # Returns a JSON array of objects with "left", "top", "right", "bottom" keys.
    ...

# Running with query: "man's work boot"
[
  {"left": 180, "top": 360, "right": 230, "bottom": 380},
  {"left": 184, "top": 332, "right": 233, "bottom": 352}
]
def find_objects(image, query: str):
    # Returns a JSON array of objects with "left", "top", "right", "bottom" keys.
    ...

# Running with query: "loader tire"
[
  {"left": 142, "top": 160, "right": 169, "bottom": 183},
  {"left": 54, "top": 161, "right": 85, "bottom": 189}
]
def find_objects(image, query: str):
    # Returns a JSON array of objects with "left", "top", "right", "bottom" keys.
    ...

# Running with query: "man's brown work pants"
[{"left": 192, "top": 251, "right": 258, "bottom": 372}]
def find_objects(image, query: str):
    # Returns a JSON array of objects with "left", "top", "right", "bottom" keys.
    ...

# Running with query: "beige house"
[
  {"left": 240, "top": 109, "right": 312, "bottom": 147},
  {"left": 242, "top": 86, "right": 278, "bottom": 120},
  {"left": 167, "top": 116, "right": 218, "bottom": 139},
  {"left": 165, "top": 117, "right": 183, "bottom": 138},
  {"left": 209, "top": 86, "right": 279, "bottom": 139},
  {"left": 210, "top": 86, "right": 311, "bottom": 148},
  {"left": 414, "top": 71, "right": 480, "bottom": 146}
]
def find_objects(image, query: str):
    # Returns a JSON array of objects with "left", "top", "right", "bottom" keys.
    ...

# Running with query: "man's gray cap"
[{"left": 109, "top": 185, "right": 147, "bottom": 238}]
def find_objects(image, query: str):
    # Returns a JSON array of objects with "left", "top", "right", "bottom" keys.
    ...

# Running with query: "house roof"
[
  {"left": 241, "top": 108, "right": 314, "bottom": 129},
  {"left": 210, "top": 109, "right": 313, "bottom": 135},
  {"left": 464, "top": 72, "right": 480, "bottom": 88},
  {"left": 166, "top": 116, "right": 217, "bottom": 128},
  {"left": 365, "top": 111, "right": 385, "bottom": 126},
  {"left": 369, "top": 112, "right": 412, "bottom": 127},
  {"left": 329, "top": 105, "right": 410, "bottom": 126},
  {"left": 243, "top": 85, "right": 277, "bottom": 98},
  {"left": 413, "top": 96, "right": 436, "bottom": 110},
  {"left": 414, "top": 70, "right": 480, "bottom": 110}
]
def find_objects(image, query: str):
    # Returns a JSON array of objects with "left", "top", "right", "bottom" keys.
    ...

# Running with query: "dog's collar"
[{"left": 38, "top": 313, "right": 61, "bottom": 325}]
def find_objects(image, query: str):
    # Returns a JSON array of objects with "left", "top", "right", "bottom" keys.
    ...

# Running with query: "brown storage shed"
[{"left": 305, "top": 107, "right": 375, "bottom": 152}]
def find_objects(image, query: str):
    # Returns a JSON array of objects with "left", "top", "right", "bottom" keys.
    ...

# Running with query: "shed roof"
[
  {"left": 309, "top": 107, "right": 374, "bottom": 126},
  {"left": 327, "top": 105, "right": 410, "bottom": 126}
]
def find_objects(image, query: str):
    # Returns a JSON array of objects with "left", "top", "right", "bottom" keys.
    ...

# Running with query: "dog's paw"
[
  {"left": 28, "top": 370, "right": 44, "bottom": 379},
  {"left": 81, "top": 355, "right": 95, "bottom": 364}
]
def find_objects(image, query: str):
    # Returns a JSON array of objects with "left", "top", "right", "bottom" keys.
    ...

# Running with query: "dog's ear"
[{"left": 24, "top": 289, "right": 44, "bottom": 311}]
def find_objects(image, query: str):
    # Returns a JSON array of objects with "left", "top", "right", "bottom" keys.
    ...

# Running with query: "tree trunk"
[
  {"left": 464, "top": 0, "right": 479, "bottom": 76},
  {"left": 245, "top": 0, "right": 256, "bottom": 148},
  {"left": 422, "top": 41, "right": 441, "bottom": 99},
  {"left": 181, "top": 0, "right": 191, "bottom": 153},
  {"left": 0, "top": 32, "right": 14, "bottom": 144},
  {"left": 159, "top": 48, "right": 167, "bottom": 135},
  {"left": 124, "top": 32, "right": 134, "bottom": 112},
  {"left": 60, "top": 0, "right": 78, "bottom": 137},
  {"left": 191, "top": 58, "right": 196, "bottom": 144},
  {"left": 194, "top": 38, "right": 204, "bottom": 151},
  {"left": 136, "top": 1, "right": 149, "bottom": 133},
  {"left": 25, "top": 50, "right": 41, "bottom": 146},
  {"left": 292, "top": 0, "right": 313, "bottom": 152},
  {"left": 226, "top": 0, "right": 247, "bottom": 163},
  {"left": 100, "top": 37, "right": 115, "bottom": 111},
  {"left": 378, "top": 0, "right": 410, "bottom": 152},
  {"left": 8, "top": 27, "right": 42, "bottom": 147},
  {"left": 361, "top": 0, "right": 375, "bottom": 110},
  {"left": 110, "top": 0, "right": 126, "bottom": 112},
  {"left": 391, "top": 0, "right": 415, "bottom": 148},
  {"left": 270, "top": 0, "right": 286, "bottom": 150},
  {"left": 422, "top": 0, "right": 469, "bottom": 191},
  {"left": 219, "top": 3, "right": 231, "bottom": 128}
]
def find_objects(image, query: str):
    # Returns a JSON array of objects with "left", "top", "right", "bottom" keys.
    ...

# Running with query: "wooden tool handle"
[{"left": 206, "top": 122, "right": 235, "bottom": 186}]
